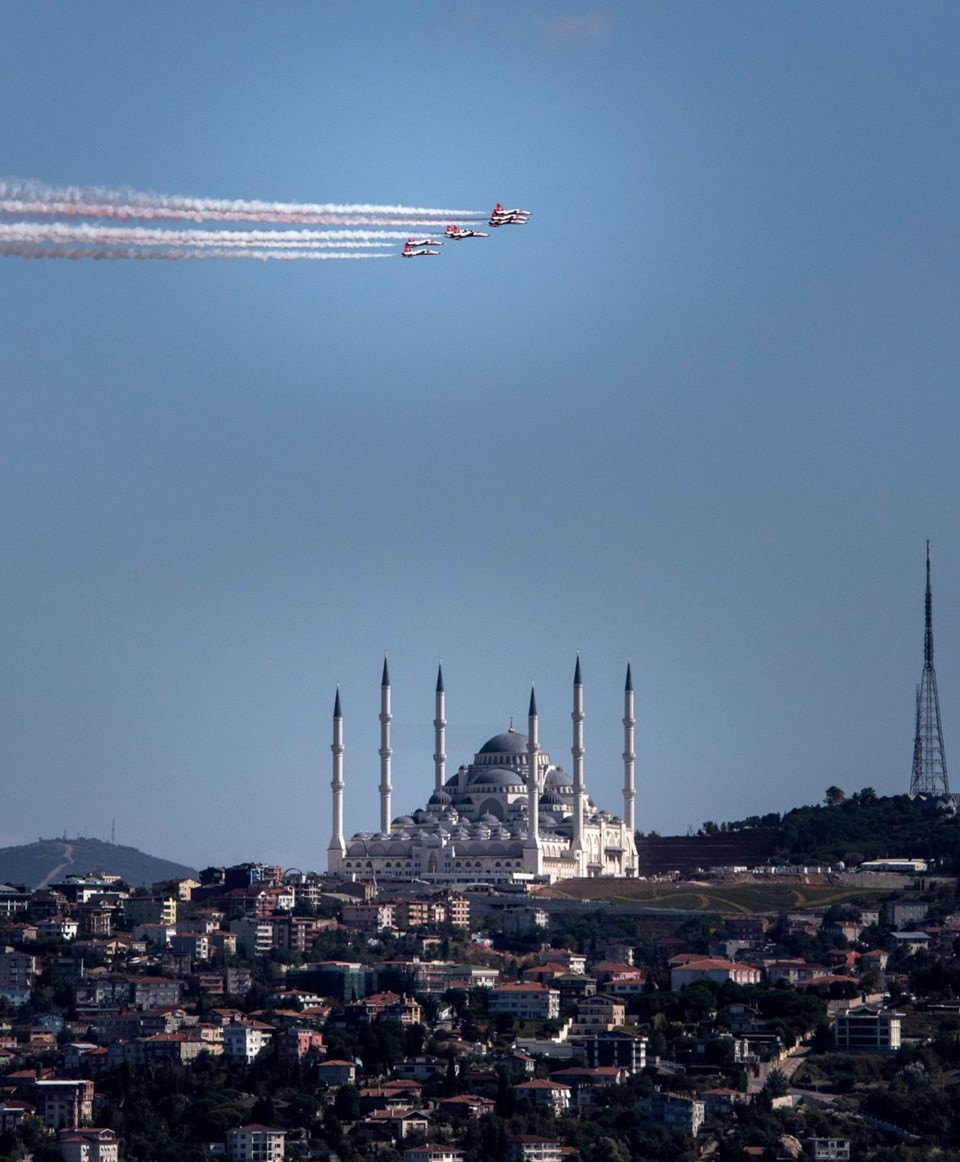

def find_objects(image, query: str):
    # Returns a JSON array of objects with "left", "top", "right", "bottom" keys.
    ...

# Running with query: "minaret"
[
  {"left": 571, "top": 655, "right": 586, "bottom": 872},
  {"left": 379, "top": 656, "right": 393, "bottom": 833},
  {"left": 524, "top": 684, "right": 542, "bottom": 870},
  {"left": 623, "top": 661, "right": 637, "bottom": 871},
  {"left": 910, "top": 543, "right": 950, "bottom": 797},
  {"left": 327, "top": 687, "right": 346, "bottom": 863},
  {"left": 434, "top": 662, "right": 446, "bottom": 793}
]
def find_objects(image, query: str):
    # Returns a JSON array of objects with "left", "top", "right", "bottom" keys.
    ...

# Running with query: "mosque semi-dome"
[{"left": 468, "top": 766, "right": 524, "bottom": 788}]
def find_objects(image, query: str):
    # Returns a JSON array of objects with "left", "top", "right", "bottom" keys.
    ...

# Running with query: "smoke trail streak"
[
  {"left": 0, "top": 180, "right": 487, "bottom": 225},
  {"left": 0, "top": 222, "right": 428, "bottom": 246},
  {"left": 0, "top": 242, "right": 392, "bottom": 261}
]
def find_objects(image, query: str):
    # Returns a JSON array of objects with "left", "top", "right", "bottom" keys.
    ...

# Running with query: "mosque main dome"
[{"left": 476, "top": 729, "right": 529, "bottom": 756}]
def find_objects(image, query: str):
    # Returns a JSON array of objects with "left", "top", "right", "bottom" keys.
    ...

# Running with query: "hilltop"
[
  {"left": 635, "top": 790, "right": 960, "bottom": 877},
  {"left": 0, "top": 837, "right": 198, "bottom": 889}
]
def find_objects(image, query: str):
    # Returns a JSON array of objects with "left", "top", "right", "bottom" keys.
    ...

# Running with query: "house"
[
  {"left": 804, "top": 1139, "right": 851, "bottom": 1161},
  {"left": 316, "top": 1059, "right": 357, "bottom": 1086},
  {"left": 671, "top": 958, "right": 761, "bottom": 990},
  {"left": 702, "top": 1087, "right": 751, "bottom": 1118},
  {"left": 225, "top": 1124, "right": 286, "bottom": 1162},
  {"left": 537, "top": 949, "right": 587, "bottom": 974},
  {"left": 0, "top": 1100, "right": 35, "bottom": 1134},
  {"left": 360, "top": 1108, "right": 430, "bottom": 1140},
  {"left": 403, "top": 1148, "right": 465, "bottom": 1162},
  {"left": 438, "top": 1094, "right": 495, "bottom": 1119},
  {"left": 507, "top": 1137, "right": 578, "bottom": 1162},
  {"left": 513, "top": 1079, "right": 571, "bottom": 1114},
  {"left": 886, "top": 931, "right": 931, "bottom": 955},
  {"left": 394, "top": 1054, "right": 447, "bottom": 1082},
  {"left": 549, "top": 1066, "right": 626, "bottom": 1108},
  {"left": 57, "top": 1127, "right": 119, "bottom": 1162}
]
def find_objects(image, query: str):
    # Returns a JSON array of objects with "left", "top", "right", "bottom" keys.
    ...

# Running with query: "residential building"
[
  {"left": 507, "top": 1137, "right": 577, "bottom": 1162},
  {"left": 131, "top": 977, "right": 181, "bottom": 1009},
  {"left": 805, "top": 1139, "right": 851, "bottom": 1161},
  {"left": 438, "top": 1094, "right": 495, "bottom": 1119},
  {"left": 222, "top": 1020, "right": 274, "bottom": 1063},
  {"left": 229, "top": 919, "right": 274, "bottom": 958},
  {"left": 316, "top": 1059, "right": 357, "bottom": 1086},
  {"left": 513, "top": 1079, "right": 571, "bottom": 1114},
  {"left": 490, "top": 982, "right": 560, "bottom": 1021},
  {"left": 33, "top": 1079, "right": 94, "bottom": 1130},
  {"left": 833, "top": 1006, "right": 902, "bottom": 1053},
  {"left": 57, "top": 1127, "right": 119, "bottom": 1162},
  {"left": 577, "top": 1030, "right": 647, "bottom": 1073},
  {"left": 637, "top": 1091, "right": 705, "bottom": 1136},
  {"left": 404, "top": 1148, "right": 465, "bottom": 1162},
  {"left": 670, "top": 958, "right": 761, "bottom": 989},
  {"left": 0, "top": 948, "right": 38, "bottom": 991},
  {"left": 225, "top": 1124, "right": 286, "bottom": 1162},
  {"left": 124, "top": 897, "right": 178, "bottom": 926}
]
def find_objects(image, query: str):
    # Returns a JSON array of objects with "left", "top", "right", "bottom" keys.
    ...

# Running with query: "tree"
[
  {"left": 333, "top": 1083, "right": 360, "bottom": 1122},
  {"left": 825, "top": 786, "right": 846, "bottom": 807}
]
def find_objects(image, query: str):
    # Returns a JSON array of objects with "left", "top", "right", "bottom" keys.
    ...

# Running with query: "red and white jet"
[
  {"left": 489, "top": 202, "right": 531, "bottom": 225},
  {"left": 445, "top": 224, "right": 489, "bottom": 239},
  {"left": 402, "top": 238, "right": 440, "bottom": 257},
  {"left": 406, "top": 236, "right": 443, "bottom": 247}
]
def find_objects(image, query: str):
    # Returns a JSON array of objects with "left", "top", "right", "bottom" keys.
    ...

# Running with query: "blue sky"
[{"left": 2, "top": 2, "right": 960, "bottom": 870}]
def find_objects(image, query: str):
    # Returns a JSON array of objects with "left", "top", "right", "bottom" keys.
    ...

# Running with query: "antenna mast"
[{"left": 910, "top": 541, "right": 950, "bottom": 797}]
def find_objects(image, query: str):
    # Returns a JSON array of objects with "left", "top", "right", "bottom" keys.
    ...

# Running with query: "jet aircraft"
[
  {"left": 402, "top": 239, "right": 439, "bottom": 257},
  {"left": 445, "top": 225, "right": 489, "bottom": 239},
  {"left": 406, "top": 236, "right": 443, "bottom": 247},
  {"left": 489, "top": 202, "right": 531, "bottom": 225}
]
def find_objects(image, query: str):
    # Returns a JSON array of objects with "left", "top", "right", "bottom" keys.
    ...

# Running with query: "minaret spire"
[
  {"left": 623, "top": 660, "right": 637, "bottom": 873},
  {"left": 524, "top": 683, "right": 542, "bottom": 870},
  {"left": 327, "top": 686, "right": 346, "bottom": 864},
  {"left": 910, "top": 543, "right": 950, "bottom": 797},
  {"left": 379, "top": 655, "right": 393, "bottom": 833},
  {"left": 433, "top": 661, "right": 446, "bottom": 792},
  {"left": 571, "top": 655, "right": 586, "bottom": 873}
]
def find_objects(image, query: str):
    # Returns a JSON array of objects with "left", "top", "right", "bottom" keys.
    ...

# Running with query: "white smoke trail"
[
  {"left": 0, "top": 222, "right": 428, "bottom": 246},
  {"left": 0, "top": 180, "right": 487, "bottom": 225},
  {"left": 0, "top": 242, "right": 392, "bottom": 261}
]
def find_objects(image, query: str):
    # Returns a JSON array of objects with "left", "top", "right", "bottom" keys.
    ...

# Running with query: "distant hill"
[{"left": 0, "top": 837, "right": 198, "bottom": 890}]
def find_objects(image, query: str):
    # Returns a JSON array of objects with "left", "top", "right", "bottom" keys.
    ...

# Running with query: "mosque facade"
[{"left": 326, "top": 659, "right": 638, "bottom": 885}]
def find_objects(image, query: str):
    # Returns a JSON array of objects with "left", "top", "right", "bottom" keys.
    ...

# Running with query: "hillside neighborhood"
[{"left": 0, "top": 827, "right": 959, "bottom": 1161}]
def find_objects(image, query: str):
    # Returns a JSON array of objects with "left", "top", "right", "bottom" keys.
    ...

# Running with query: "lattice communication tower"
[{"left": 910, "top": 541, "right": 950, "bottom": 797}]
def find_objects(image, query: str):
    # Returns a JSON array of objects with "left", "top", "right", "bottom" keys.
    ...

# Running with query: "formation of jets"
[{"left": 401, "top": 203, "right": 530, "bottom": 256}]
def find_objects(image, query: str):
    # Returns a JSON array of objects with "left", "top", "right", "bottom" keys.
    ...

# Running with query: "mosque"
[{"left": 326, "top": 658, "right": 638, "bottom": 885}]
